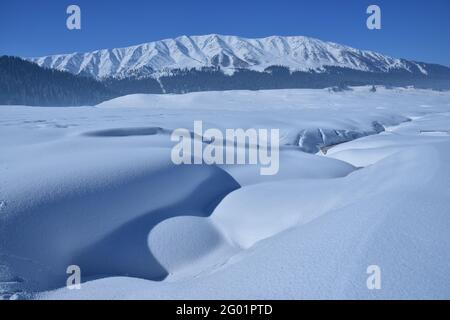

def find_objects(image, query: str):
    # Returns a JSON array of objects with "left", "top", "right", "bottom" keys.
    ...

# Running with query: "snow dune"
[
  {"left": 1, "top": 87, "right": 450, "bottom": 299},
  {"left": 37, "top": 142, "right": 450, "bottom": 300},
  {"left": 0, "top": 139, "right": 239, "bottom": 294}
]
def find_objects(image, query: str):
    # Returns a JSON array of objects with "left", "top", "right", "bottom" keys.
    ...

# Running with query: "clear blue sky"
[{"left": 1, "top": 0, "right": 449, "bottom": 66}]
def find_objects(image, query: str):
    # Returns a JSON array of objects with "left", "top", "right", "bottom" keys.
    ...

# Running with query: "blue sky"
[{"left": 1, "top": 0, "right": 449, "bottom": 66}]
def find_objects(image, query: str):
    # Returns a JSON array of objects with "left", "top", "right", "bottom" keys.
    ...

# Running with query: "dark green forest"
[{"left": 1, "top": 56, "right": 450, "bottom": 106}]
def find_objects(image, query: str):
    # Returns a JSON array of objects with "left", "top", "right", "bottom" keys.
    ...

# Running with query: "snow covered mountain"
[{"left": 29, "top": 34, "right": 430, "bottom": 79}]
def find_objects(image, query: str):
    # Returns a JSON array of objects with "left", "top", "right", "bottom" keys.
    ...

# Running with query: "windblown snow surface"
[{"left": 0, "top": 86, "right": 449, "bottom": 300}]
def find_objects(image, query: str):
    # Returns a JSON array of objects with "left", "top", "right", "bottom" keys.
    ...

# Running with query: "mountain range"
[
  {"left": 29, "top": 34, "right": 433, "bottom": 79},
  {"left": 1, "top": 34, "right": 450, "bottom": 106}
]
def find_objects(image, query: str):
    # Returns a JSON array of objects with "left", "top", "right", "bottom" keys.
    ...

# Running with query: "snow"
[
  {"left": 0, "top": 86, "right": 449, "bottom": 299},
  {"left": 29, "top": 35, "right": 426, "bottom": 79}
]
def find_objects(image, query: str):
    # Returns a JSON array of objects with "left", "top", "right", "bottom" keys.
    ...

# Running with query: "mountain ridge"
[{"left": 29, "top": 34, "right": 433, "bottom": 79}]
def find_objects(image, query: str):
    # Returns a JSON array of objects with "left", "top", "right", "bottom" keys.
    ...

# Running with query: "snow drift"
[{"left": 1, "top": 87, "right": 450, "bottom": 299}]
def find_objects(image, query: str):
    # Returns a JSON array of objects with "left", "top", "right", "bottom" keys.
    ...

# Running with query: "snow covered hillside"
[
  {"left": 0, "top": 87, "right": 449, "bottom": 299},
  {"left": 29, "top": 34, "right": 429, "bottom": 79}
]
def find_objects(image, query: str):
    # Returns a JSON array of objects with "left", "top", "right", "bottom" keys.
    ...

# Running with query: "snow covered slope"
[
  {"left": 29, "top": 34, "right": 429, "bottom": 79},
  {"left": 1, "top": 87, "right": 450, "bottom": 300}
]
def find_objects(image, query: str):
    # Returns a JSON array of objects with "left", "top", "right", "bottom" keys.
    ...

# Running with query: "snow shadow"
[
  {"left": 71, "top": 173, "right": 238, "bottom": 283},
  {"left": 82, "top": 127, "right": 170, "bottom": 137}
]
